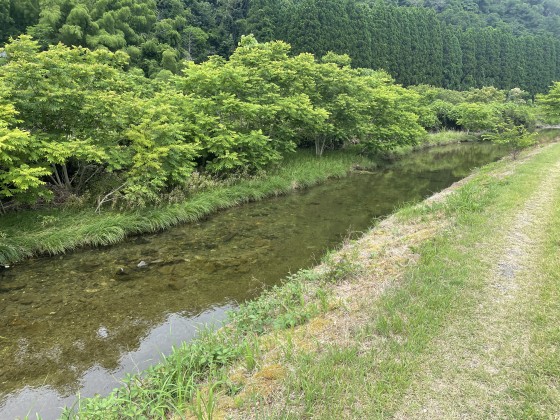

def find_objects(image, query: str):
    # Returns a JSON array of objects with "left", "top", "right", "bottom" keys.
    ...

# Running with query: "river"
[{"left": 0, "top": 143, "right": 505, "bottom": 419}]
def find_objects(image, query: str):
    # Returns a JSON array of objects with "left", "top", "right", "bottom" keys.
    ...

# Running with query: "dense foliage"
[
  {"left": 538, "top": 82, "right": 560, "bottom": 122},
  {"left": 1, "top": 0, "right": 559, "bottom": 91},
  {"left": 0, "top": 33, "right": 547, "bottom": 212},
  {"left": 0, "top": 36, "right": 428, "bottom": 209}
]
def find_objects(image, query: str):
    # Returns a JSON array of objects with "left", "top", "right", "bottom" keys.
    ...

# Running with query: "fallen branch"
[{"left": 95, "top": 182, "right": 127, "bottom": 213}]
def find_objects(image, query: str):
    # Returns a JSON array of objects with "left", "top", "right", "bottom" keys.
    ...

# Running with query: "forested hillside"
[
  {"left": 1, "top": 0, "right": 559, "bottom": 92},
  {"left": 250, "top": 0, "right": 560, "bottom": 93},
  {"left": 387, "top": 0, "right": 560, "bottom": 37}
]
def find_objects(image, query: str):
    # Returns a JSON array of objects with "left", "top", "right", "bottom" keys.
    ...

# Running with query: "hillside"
[{"left": 1, "top": 0, "right": 559, "bottom": 92}]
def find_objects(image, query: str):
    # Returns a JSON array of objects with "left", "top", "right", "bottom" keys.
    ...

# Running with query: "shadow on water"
[{"left": 0, "top": 142, "right": 505, "bottom": 419}]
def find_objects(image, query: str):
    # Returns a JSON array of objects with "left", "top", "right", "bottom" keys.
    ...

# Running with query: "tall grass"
[
  {"left": 0, "top": 150, "right": 373, "bottom": 265},
  {"left": 383, "top": 130, "right": 477, "bottom": 159}
]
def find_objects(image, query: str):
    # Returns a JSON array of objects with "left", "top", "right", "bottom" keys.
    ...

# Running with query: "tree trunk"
[{"left": 315, "top": 136, "right": 327, "bottom": 157}]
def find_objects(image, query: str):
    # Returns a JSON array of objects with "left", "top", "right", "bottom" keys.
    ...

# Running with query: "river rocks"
[
  {"left": 137, "top": 261, "right": 148, "bottom": 268},
  {"left": 79, "top": 262, "right": 103, "bottom": 272},
  {"left": 222, "top": 232, "right": 238, "bottom": 242},
  {"left": 19, "top": 296, "right": 35, "bottom": 306},
  {"left": 152, "top": 258, "right": 187, "bottom": 267},
  {"left": 213, "top": 257, "right": 243, "bottom": 269},
  {"left": 157, "top": 265, "right": 177, "bottom": 277},
  {"left": 116, "top": 267, "right": 128, "bottom": 276},
  {"left": 50, "top": 297, "right": 63, "bottom": 305},
  {"left": 0, "top": 284, "right": 26, "bottom": 294},
  {"left": 134, "top": 237, "right": 151, "bottom": 245},
  {"left": 167, "top": 279, "right": 186, "bottom": 290}
]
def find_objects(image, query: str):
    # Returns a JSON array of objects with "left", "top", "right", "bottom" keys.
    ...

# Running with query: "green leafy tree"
[
  {"left": 537, "top": 82, "right": 560, "bottom": 123},
  {"left": 0, "top": 104, "right": 51, "bottom": 208},
  {"left": 456, "top": 102, "right": 500, "bottom": 133},
  {"left": 0, "top": 36, "right": 132, "bottom": 194},
  {"left": 483, "top": 120, "right": 537, "bottom": 159}
]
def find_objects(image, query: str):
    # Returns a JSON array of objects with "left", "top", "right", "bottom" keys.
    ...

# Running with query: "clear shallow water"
[{"left": 0, "top": 143, "right": 505, "bottom": 419}]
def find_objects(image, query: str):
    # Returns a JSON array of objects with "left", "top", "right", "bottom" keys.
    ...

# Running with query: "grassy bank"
[
  {"left": 0, "top": 150, "right": 374, "bottom": 266},
  {"left": 0, "top": 130, "right": 487, "bottom": 266},
  {"left": 64, "top": 137, "right": 560, "bottom": 418},
  {"left": 385, "top": 129, "right": 477, "bottom": 158}
]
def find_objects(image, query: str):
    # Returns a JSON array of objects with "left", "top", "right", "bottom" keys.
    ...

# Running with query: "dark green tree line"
[
  {"left": 1, "top": 0, "right": 559, "bottom": 90},
  {"left": 247, "top": 0, "right": 560, "bottom": 94}
]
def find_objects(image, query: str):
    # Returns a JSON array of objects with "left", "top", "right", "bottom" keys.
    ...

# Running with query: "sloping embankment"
[{"left": 70, "top": 140, "right": 560, "bottom": 419}]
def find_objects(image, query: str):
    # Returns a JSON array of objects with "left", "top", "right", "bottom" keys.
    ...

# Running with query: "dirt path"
[
  {"left": 202, "top": 145, "right": 560, "bottom": 420},
  {"left": 394, "top": 157, "right": 560, "bottom": 419}
]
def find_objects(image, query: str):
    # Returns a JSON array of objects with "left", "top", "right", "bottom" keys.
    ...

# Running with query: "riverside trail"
[{"left": 217, "top": 142, "right": 560, "bottom": 419}]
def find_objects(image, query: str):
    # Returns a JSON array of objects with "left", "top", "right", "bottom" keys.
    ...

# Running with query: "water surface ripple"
[{"left": 0, "top": 143, "right": 505, "bottom": 419}]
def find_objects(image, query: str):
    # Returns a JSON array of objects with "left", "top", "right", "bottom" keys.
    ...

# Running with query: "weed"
[
  {"left": 243, "top": 338, "right": 260, "bottom": 372},
  {"left": 315, "top": 288, "right": 330, "bottom": 312},
  {"left": 192, "top": 382, "right": 221, "bottom": 420}
]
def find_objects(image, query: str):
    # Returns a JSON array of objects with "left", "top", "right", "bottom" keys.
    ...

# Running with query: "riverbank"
[
  {"left": 66, "top": 135, "right": 560, "bottom": 417},
  {"left": 0, "top": 150, "right": 375, "bottom": 266},
  {"left": 0, "top": 131, "right": 483, "bottom": 266}
]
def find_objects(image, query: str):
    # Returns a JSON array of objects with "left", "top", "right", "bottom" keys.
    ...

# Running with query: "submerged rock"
[
  {"left": 137, "top": 261, "right": 148, "bottom": 268},
  {"left": 0, "top": 284, "right": 26, "bottom": 293},
  {"left": 167, "top": 280, "right": 185, "bottom": 291},
  {"left": 116, "top": 267, "right": 128, "bottom": 276}
]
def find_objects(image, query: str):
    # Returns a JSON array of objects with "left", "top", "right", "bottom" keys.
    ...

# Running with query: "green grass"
[
  {"left": 0, "top": 149, "right": 373, "bottom": 265},
  {"left": 535, "top": 127, "right": 560, "bottom": 143},
  {"left": 60, "top": 139, "right": 560, "bottom": 418},
  {"left": 422, "top": 129, "right": 477, "bottom": 146},
  {"left": 504, "top": 173, "right": 560, "bottom": 418},
  {"left": 240, "top": 143, "right": 560, "bottom": 418},
  {"left": 383, "top": 129, "right": 477, "bottom": 159}
]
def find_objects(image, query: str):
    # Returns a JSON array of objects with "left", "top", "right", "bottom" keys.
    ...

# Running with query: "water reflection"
[{"left": 0, "top": 143, "right": 505, "bottom": 419}]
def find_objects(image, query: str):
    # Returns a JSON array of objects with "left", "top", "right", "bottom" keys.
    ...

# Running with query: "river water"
[{"left": 0, "top": 143, "right": 505, "bottom": 419}]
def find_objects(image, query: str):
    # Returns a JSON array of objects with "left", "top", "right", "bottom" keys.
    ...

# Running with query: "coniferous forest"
[{"left": 1, "top": 0, "right": 560, "bottom": 93}]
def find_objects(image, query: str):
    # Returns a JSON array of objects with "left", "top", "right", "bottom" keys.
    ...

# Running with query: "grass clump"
[
  {"left": 0, "top": 149, "right": 373, "bottom": 266},
  {"left": 371, "top": 129, "right": 478, "bottom": 161}
]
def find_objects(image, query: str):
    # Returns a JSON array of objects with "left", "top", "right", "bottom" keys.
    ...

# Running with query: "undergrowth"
[{"left": 62, "top": 250, "right": 357, "bottom": 418}]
